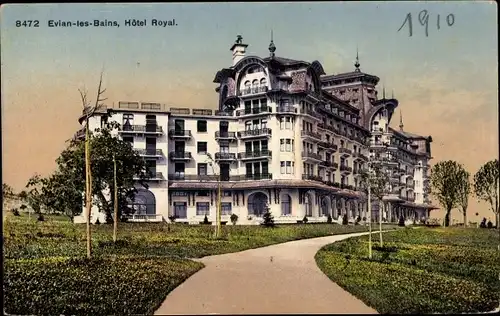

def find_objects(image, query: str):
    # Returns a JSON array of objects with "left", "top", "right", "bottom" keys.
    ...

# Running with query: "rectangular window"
[
  {"left": 246, "top": 163, "right": 253, "bottom": 176},
  {"left": 198, "top": 163, "right": 207, "bottom": 176},
  {"left": 174, "top": 163, "right": 185, "bottom": 177},
  {"left": 197, "top": 120, "right": 207, "bottom": 133},
  {"left": 280, "top": 139, "right": 285, "bottom": 152},
  {"left": 223, "top": 191, "right": 232, "bottom": 197},
  {"left": 196, "top": 191, "right": 209, "bottom": 197},
  {"left": 286, "top": 161, "right": 292, "bottom": 174},
  {"left": 172, "top": 191, "right": 188, "bottom": 196},
  {"left": 286, "top": 117, "right": 292, "bottom": 129},
  {"left": 286, "top": 139, "right": 292, "bottom": 151},
  {"left": 262, "top": 162, "right": 269, "bottom": 175},
  {"left": 281, "top": 161, "right": 286, "bottom": 174},
  {"left": 122, "top": 136, "right": 133, "bottom": 146},
  {"left": 173, "top": 202, "right": 187, "bottom": 218},
  {"left": 221, "top": 202, "right": 232, "bottom": 215},
  {"left": 196, "top": 202, "right": 210, "bottom": 216},
  {"left": 197, "top": 142, "right": 208, "bottom": 154}
]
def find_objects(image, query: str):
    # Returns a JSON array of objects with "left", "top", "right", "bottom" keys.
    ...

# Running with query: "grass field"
[
  {"left": 3, "top": 214, "right": 397, "bottom": 315},
  {"left": 315, "top": 227, "right": 500, "bottom": 314}
]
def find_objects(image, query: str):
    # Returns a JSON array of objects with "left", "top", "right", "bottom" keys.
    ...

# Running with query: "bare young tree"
[
  {"left": 79, "top": 70, "right": 107, "bottom": 259},
  {"left": 456, "top": 168, "right": 471, "bottom": 227},
  {"left": 474, "top": 159, "right": 499, "bottom": 230}
]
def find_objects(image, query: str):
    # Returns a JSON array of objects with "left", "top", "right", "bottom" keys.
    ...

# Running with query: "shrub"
[
  {"left": 95, "top": 218, "right": 101, "bottom": 225},
  {"left": 479, "top": 218, "right": 487, "bottom": 228},
  {"left": 486, "top": 220, "right": 493, "bottom": 228},
  {"left": 11, "top": 208, "right": 20, "bottom": 216},
  {"left": 398, "top": 216, "right": 405, "bottom": 227},
  {"left": 37, "top": 214, "right": 45, "bottom": 222},
  {"left": 327, "top": 214, "right": 333, "bottom": 223},
  {"left": 302, "top": 215, "right": 308, "bottom": 224},
  {"left": 168, "top": 215, "right": 177, "bottom": 223},
  {"left": 355, "top": 216, "right": 361, "bottom": 224},
  {"left": 342, "top": 214, "right": 348, "bottom": 225},
  {"left": 230, "top": 213, "right": 238, "bottom": 225},
  {"left": 362, "top": 216, "right": 367, "bottom": 222},
  {"left": 262, "top": 211, "right": 275, "bottom": 228},
  {"left": 203, "top": 215, "right": 209, "bottom": 225}
]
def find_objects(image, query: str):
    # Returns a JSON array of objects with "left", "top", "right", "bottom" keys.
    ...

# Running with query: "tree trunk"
[
  {"left": 379, "top": 201, "right": 383, "bottom": 247},
  {"left": 444, "top": 209, "right": 451, "bottom": 227},
  {"left": 463, "top": 208, "right": 467, "bottom": 227}
]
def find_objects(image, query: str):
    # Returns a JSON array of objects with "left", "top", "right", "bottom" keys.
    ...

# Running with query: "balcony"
[
  {"left": 340, "top": 165, "right": 353, "bottom": 173},
  {"left": 302, "top": 151, "right": 322, "bottom": 161},
  {"left": 215, "top": 131, "right": 237, "bottom": 141},
  {"left": 238, "top": 150, "right": 272, "bottom": 160},
  {"left": 119, "top": 124, "right": 164, "bottom": 136},
  {"left": 236, "top": 106, "right": 272, "bottom": 117},
  {"left": 301, "top": 130, "right": 322, "bottom": 141},
  {"left": 239, "top": 86, "right": 269, "bottom": 96},
  {"left": 370, "top": 140, "right": 388, "bottom": 148},
  {"left": 302, "top": 174, "right": 324, "bottom": 182},
  {"left": 168, "top": 174, "right": 219, "bottom": 181},
  {"left": 339, "top": 147, "right": 352, "bottom": 156},
  {"left": 133, "top": 172, "right": 164, "bottom": 181},
  {"left": 238, "top": 128, "right": 272, "bottom": 139},
  {"left": 276, "top": 104, "right": 297, "bottom": 114},
  {"left": 318, "top": 141, "right": 338, "bottom": 152},
  {"left": 168, "top": 129, "right": 192, "bottom": 139},
  {"left": 237, "top": 173, "right": 273, "bottom": 181},
  {"left": 169, "top": 151, "right": 192, "bottom": 161},
  {"left": 215, "top": 152, "right": 237, "bottom": 161},
  {"left": 299, "top": 108, "right": 317, "bottom": 118},
  {"left": 136, "top": 149, "right": 163, "bottom": 159},
  {"left": 319, "top": 160, "right": 333, "bottom": 168}
]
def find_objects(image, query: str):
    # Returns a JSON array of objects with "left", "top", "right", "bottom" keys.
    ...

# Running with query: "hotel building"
[{"left": 73, "top": 36, "right": 435, "bottom": 225}]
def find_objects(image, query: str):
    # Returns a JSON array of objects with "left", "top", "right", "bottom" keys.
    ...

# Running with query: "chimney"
[{"left": 230, "top": 35, "right": 248, "bottom": 66}]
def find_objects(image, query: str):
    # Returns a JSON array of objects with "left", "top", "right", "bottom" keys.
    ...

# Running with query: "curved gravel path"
[{"left": 155, "top": 231, "right": 377, "bottom": 315}]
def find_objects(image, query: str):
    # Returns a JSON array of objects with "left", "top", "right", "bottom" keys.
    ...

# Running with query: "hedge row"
[
  {"left": 4, "top": 256, "right": 204, "bottom": 315},
  {"left": 316, "top": 228, "right": 500, "bottom": 314}
]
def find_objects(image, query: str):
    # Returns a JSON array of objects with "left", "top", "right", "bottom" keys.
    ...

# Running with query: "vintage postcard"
[{"left": 1, "top": 2, "right": 498, "bottom": 315}]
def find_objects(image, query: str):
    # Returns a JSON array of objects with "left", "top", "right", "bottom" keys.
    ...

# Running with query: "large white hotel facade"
[{"left": 74, "top": 36, "right": 435, "bottom": 225}]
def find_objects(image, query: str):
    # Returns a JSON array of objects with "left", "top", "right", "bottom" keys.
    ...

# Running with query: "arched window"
[
  {"left": 127, "top": 189, "right": 156, "bottom": 215},
  {"left": 260, "top": 78, "right": 267, "bottom": 90},
  {"left": 252, "top": 79, "right": 259, "bottom": 92},
  {"left": 281, "top": 194, "right": 291, "bottom": 215},
  {"left": 244, "top": 81, "right": 251, "bottom": 94},
  {"left": 304, "top": 193, "right": 313, "bottom": 217},
  {"left": 248, "top": 192, "right": 268, "bottom": 217}
]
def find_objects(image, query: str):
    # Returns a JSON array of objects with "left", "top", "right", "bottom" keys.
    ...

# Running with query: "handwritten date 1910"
[{"left": 398, "top": 10, "right": 455, "bottom": 37}]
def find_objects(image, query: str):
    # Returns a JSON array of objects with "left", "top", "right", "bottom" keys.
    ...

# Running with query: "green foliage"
[
  {"left": 4, "top": 257, "right": 203, "bottom": 316},
  {"left": 358, "top": 163, "right": 390, "bottom": 200},
  {"left": 431, "top": 160, "right": 469, "bottom": 226},
  {"left": 327, "top": 214, "right": 333, "bottom": 223},
  {"left": 203, "top": 215, "right": 209, "bottom": 225},
  {"left": 25, "top": 122, "right": 150, "bottom": 222},
  {"left": 3, "top": 183, "right": 14, "bottom": 198},
  {"left": 11, "top": 208, "right": 20, "bottom": 216},
  {"left": 473, "top": 159, "right": 499, "bottom": 225},
  {"left": 316, "top": 227, "right": 500, "bottom": 313},
  {"left": 398, "top": 216, "right": 405, "bottom": 227},
  {"left": 302, "top": 215, "right": 308, "bottom": 224},
  {"left": 230, "top": 213, "right": 238, "bottom": 225},
  {"left": 261, "top": 206, "right": 275, "bottom": 228}
]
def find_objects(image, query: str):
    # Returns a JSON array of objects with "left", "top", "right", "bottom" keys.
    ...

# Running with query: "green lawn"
[
  {"left": 315, "top": 227, "right": 500, "bottom": 314},
  {"left": 3, "top": 216, "right": 398, "bottom": 315}
]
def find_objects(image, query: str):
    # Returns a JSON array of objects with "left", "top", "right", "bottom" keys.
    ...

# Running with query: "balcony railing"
[
  {"left": 134, "top": 172, "right": 164, "bottom": 181},
  {"left": 238, "top": 173, "right": 273, "bottom": 181},
  {"left": 125, "top": 214, "right": 163, "bottom": 222},
  {"left": 214, "top": 110, "right": 234, "bottom": 116},
  {"left": 215, "top": 131, "right": 237, "bottom": 140},
  {"left": 215, "top": 152, "right": 237, "bottom": 160},
  {"left": 318, "top": 142, "right": 338, "bottom": 151},
  {"left": 169, "top": 174, "right": 219, "bottom": 181},
  {"left": 236, "top": 106, "right": 272, "bottom": 116},
  {"left": 339, "top": 147, "right": 352, "bottom": 155},
  {"left": 238, "top": 128, "right": 272, "bottom": 138},
  {"left": 299, "top": 108, "right": 317, "bottom": 117},
  {"left": 276, "top": 105, "right": 297, "bottom": 114},
  {"left": 168, "top": 129, "right": 192, "bottom": 138},
  {"left": 302, "top": 174, "right": 324, "bottom": 182},
  {"left": 340, "top": 165, "right": 353, "bottom": 173},
  {"left": 238, "top": 150, "right": 272, "bottom": 159},
  {"left": 120, "top": 124, "right": 163, "bottom": 134},
  {"left": 136, "top": 149, "right": 163, "bottom": 157},
  {"left": 239, "top": 86, "right": 268, "bottom": 96},
  {"left": 192, "top": 109, "right": 213, "bottom": 116},
  {"left": 169, "top": 152, "right": 192, "bottom": 160},
  {"left": 319, "top": 160, "right": 333, "bottom": 168},
  {"left": 301, "top": 130, "right": 322, "bottom": 140},
  {"left": 302, "top": 151, "right": 322, "bottom": 161}
]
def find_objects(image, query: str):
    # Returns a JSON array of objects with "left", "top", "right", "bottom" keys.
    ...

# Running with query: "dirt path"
[{"left": 154, "top": 231, "right": 377, "bottom": 315}]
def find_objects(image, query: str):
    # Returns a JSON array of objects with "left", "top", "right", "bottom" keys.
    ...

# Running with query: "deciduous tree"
[
  {"left": 456, "top": 168, "right": 471, "bottom": 227},
  {"left": 473, "top": 159, "right": 499, "bottom": 229},
  {"left": 430, "top": 160, "right": 466, "bottom": 227}
]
